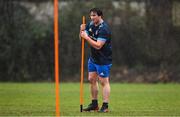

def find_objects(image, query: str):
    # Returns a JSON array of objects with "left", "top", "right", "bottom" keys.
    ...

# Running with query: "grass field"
[{"left": 0, "top": 83, "right": 180, "bottom": 116}]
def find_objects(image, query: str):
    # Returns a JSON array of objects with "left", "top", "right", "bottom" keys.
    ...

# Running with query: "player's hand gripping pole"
[{"left": 80, "top": 16, "right": 85, "bottom": 112}]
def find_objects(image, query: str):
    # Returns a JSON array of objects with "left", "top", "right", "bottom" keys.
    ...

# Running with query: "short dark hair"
[{"left": 89, "top": 8, "right": 103, "bottom": 16}]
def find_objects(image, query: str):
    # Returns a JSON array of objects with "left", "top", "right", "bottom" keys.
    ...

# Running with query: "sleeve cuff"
[{"left": 97, "top": 37, "right": 107, "bottom": 42}]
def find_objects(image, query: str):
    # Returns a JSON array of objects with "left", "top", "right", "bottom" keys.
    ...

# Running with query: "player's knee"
[
  {"left": 100, "top": 81, "right": 105, "bottom": 86},
  {"left": 99, "top": 78, "right": 109, "bottom": 86},
  {"left": 89, "top": 77, "right": 97, "bottom": 84}
]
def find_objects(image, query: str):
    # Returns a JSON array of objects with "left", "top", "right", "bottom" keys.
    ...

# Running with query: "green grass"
[{"left": 0, "top": 83, "right": 180, "bottom": 116}]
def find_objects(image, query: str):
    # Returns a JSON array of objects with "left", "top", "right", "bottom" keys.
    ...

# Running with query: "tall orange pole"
[
  {"left": 54, "top": 0, "right": 60, "bottom": 116},
  {"left": 80, "top": 16, "right": 85, "bottom": 112}
]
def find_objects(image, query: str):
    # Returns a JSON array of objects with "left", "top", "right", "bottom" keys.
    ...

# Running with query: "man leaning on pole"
[{"left": 80, "top": 8, "right": 112, "bottom": 113}]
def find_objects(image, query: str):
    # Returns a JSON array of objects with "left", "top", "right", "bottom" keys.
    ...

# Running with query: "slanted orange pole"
[
  {"left": 80, "top": 16, "right": 86, "bottom": 112},
  {"left": 54, "top": 0, "right": 60, "bottom": 116}
]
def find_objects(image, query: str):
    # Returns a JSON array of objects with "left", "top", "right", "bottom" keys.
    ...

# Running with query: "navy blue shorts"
[{"left": 88, "top": 59, "right": 112, "bottom": 78}]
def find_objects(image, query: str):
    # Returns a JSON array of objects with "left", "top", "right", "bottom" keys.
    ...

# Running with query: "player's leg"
[
  {"left": 96, "top": 64, "right": 112, "bottom": 112},
  {"left": 89, "top": 72, "right": 99, "bottom": 101},
  {"left": 83, "top": 59, "right": 99, "bottom": 111},
  {"left": 99, "top": 77, "right": 110, "bottom": 112}
]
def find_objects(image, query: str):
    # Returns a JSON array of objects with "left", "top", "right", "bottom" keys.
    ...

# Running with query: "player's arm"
[{"left": 80, "top": 31, "right": 105, "bottom": 50}]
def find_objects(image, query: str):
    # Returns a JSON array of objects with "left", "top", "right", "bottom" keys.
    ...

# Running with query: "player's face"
[{"left": 90, "top": 12, "right": 101, "bottom": 24}]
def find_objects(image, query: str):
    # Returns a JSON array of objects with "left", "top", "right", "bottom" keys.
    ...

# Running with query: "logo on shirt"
[
  {"left": 89, "top": 28, "right": 92, "bottom": 32},
  {"left": 95, "top": 30, "right": 98, "bottom": 35}
]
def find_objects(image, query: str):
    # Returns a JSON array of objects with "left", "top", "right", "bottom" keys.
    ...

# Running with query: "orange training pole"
[
  {"left": 80, "top": 16, "right": 85, "bottom": 112},
  {"left": 54, "top": 0, "right": 60, "bottom": 116}
]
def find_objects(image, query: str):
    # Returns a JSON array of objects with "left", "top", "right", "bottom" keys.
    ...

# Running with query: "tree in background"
[
  {"left": 0, "top": 0, "right": 54, "bottom": 81},
  {"left": 0, "top": 0, "right": 180, "bottom": 82}
]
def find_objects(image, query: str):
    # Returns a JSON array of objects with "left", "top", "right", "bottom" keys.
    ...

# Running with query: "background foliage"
[{"left": 0, "top": 0, "right": 180, "bottom": 82}]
